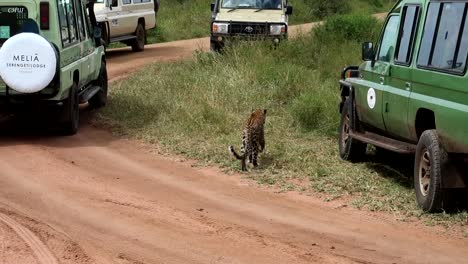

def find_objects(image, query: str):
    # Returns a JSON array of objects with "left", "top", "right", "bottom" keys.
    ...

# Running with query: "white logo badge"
[{"left": 367, "top": 88, "right": 376, "bottom": 109}]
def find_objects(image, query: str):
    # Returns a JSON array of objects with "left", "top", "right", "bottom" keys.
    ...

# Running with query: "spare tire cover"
[{"left": 0, "top": 33, "right": 57, "bottom": 93}]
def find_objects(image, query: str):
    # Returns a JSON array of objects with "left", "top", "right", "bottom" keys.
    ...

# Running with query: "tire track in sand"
[{"left": 0, "top": 213, "right": 58, "bottom": 264}]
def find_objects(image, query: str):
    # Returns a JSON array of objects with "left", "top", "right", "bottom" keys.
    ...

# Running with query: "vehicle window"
[
  {"left": 122, "top": 0, "right": 131, "bottom": 4},
  {"left": 455, "top": 15, "right": 468, "bottom": 72},
  {"left": 134, "top": 0, "right": 151, "bottom": 3},
  {"left": 431, "top": 3, "right": 464, "bottom": 70},
  {"left": 74, "top": 0, "right": 86, "bottom": 40},
  {"left": 418, "top": 2, "right": 468, "bottom": 73},
  {"left": 377, "top": 16, "right": 399, "bottom": 62},
  {"left": 58, "top": 0, "right": 79, "bottom": 46},
  {"left": 395, "top": 5, "right": 420, "bottom": 65},
  {"left": 0, "top": 7, "right": 29, "bottom": 46},
  {"left": 417, "top": 3, "right": 440, "bottom": 66},
  {"left": 221, "top": 0, "right": 282, "bottom": 9}
]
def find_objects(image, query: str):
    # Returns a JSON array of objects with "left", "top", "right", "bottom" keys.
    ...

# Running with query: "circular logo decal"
[
  {"left": 367, "top": 88, "right": 376, "bottom": 109},
  {"left": 0, "top": 33, "right": 57, "bottom": 93}
]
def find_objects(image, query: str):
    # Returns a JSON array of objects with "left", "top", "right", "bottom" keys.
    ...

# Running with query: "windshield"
[{"left": 221, "top": 0, "right": 282, "bottom": 10}]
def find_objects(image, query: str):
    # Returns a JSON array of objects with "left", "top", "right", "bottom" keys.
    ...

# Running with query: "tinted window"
[
  {"left": 378, "top": 16, "right": 399, "bottom": 62},
  {"left": 431, "top": 3, "right": 464, "bottom": 69},
  {"left": 0, "top": 7, "right": 28, "bottom": 46},
  {"left": 122, "top": 0, "right": 131, "bottom": 4},
  {"left": 395, "top": 5, "right": 420, "bottom": 64}
]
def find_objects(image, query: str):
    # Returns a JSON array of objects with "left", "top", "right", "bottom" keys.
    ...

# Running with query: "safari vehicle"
[
  {"left": 210, "top": 0, "right": 293, "bottom": 51},
  {"left": 339, "top": 0, "right": 468, "bottom": 212},
  {"left": 0, "top": 0, "right": 107, "bottom": 135},
  {"left": 94, "top": 0, "right": 158, "bottom": 52}
]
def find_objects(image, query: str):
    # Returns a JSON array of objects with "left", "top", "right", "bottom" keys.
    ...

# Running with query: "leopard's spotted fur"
[{"left": 229, "top": 109, "right": 267, "bottom": 171}]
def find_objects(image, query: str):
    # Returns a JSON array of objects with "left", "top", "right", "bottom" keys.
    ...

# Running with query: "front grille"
[{"left": 230, "top": 23, "right": 268, "bottom": 35}]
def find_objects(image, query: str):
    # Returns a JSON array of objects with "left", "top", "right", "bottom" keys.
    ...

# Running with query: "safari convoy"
[{"left": 1, "top": 0, "right": 468, "bottom": 213}]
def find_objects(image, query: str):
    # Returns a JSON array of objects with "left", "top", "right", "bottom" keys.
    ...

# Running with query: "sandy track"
[{"left": 1, "top": 16, "right": 468, "bottom": 263}]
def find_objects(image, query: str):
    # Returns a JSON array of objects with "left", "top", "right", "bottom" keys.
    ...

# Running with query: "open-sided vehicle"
[{"left": 0, "top": 0, "right": 107, "bottom": 135}]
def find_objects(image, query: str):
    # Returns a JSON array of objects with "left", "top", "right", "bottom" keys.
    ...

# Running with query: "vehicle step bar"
[
  {"left": 110, "top": 35, "right": 137, "bottom": 42},
  {"left": 79, "top": 85, "right": 101, "bottom": 103},
  {"left": 350, "top": 131, "right": 416, "bottom": 154}
]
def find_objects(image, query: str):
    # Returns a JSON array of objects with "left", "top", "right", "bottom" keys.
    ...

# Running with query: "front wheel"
[
  {"left": 338, "top": 98, "right": 367, "bottom": 162},
  {"left": 131, "top": 23, "right": 145, "bottom": 52},
  {"left": 414, "top": 130, "right": 450, "bottom": 212}
]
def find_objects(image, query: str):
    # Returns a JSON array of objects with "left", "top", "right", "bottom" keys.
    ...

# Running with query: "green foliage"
[
  {"left": 314, "top": 14, "right": 381, "bottom": 42},
  {"left": 145, "top": 0, "right": 396, "bottom": 43}
]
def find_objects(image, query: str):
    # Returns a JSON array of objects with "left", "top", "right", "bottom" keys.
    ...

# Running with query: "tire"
[
  {"left": 61, "top": 83, "right": 80, "bottom": 136},
  {"left": 210, "top": 40, "right": 222, "bottom": 53},
  {"left": 131, "top": 23, "right": 145, "bottom": 52},
  {"left": 339, "top": 98, "right": 367, "bottom": 162},
  {"left": 414, "top": 130, "right": 450, "bottom": 212},
  {"left": 89, "top": 61, "right": 108, "bottom": 109}
]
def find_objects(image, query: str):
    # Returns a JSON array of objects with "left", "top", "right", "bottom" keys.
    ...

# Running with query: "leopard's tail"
[{"left": 229, "top": 146, "right": 244, "bottom": 160}]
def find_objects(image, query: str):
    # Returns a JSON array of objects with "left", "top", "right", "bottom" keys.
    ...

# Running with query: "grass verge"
[{"left": 98, "top": 14, "right": 468, "bottom": 229}]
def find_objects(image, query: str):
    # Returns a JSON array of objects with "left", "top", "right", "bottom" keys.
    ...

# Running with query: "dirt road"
[{"left": 2, "top": 18, "right": 468, "bottom": 264}]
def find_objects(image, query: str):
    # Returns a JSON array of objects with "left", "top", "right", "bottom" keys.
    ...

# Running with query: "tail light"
[{"left": 40, "top": 2, "right": 50, "bottom": 30}]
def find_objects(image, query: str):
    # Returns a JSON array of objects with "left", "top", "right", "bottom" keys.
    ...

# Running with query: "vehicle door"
[
  {"left": 383, "top": 4, "right": 421, "bottom": 139},
  {"left": 355, "top": 15, "right": 399, "bottom": 131},
  {"left": 119, "top": 0, "right": 136, "bottom": 34},
  {"left": 74, "top": 0, "right": 93, "bottom": 84},
  {"left": 106, "top": 0, "right": 125, "bottom": 36}
]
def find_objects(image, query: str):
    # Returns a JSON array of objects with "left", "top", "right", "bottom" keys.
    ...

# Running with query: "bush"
[
  {"left": 305, "top": 0, "right": 350, "bottom": 19},
  {"left": 314, "top": 14, "right": 381, "bottom": 42}
]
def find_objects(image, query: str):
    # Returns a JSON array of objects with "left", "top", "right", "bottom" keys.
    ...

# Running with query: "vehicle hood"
[{"left": 215, "top": 9, "right": 286, "bottom": 23}]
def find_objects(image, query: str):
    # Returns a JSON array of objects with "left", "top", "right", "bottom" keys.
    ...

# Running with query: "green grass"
[
  {"left": 98, "top": 14, "right": 468, "bottom": 230},
  {"left": 147, "top": 0, "right": 396, "bottom": 43}
]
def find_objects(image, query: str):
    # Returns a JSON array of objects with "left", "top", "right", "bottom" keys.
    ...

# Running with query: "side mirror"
[
  {"left": 362, "top": 42, "right": 374, "bottom": 62},
  {"left": 286, "top": 6, "right": 293, "bottom": 15},
  {"left": 211, "top": 3, "right": 215, "bottom": 12}
]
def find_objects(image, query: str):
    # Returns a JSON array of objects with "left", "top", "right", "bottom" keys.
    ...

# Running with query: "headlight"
[
  {"left": 270, "top": 25, "right": 286, "bottom": 35},
  {"left": 212, "top": 23, "right": 229, "bottom": 34}
]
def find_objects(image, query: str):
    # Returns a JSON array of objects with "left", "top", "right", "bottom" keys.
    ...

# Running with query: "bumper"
[
  {"left": 0, "top": 91, "right": 64, "bottom": 114},
  {"left": 210, "top": 33, "right": 288, "bottom": 45}
]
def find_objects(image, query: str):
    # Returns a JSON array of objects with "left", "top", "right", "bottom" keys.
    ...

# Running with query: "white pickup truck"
[{"left": 94, "top": 0, "right": 159, "bottom": 51}]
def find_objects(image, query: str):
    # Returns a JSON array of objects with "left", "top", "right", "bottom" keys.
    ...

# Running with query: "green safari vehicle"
[
  {"left": 339, "top": 0, "right": 468, "bottom": 212},
  {"left": 0, "top": 0, "right": 107, "bottom": 135}
]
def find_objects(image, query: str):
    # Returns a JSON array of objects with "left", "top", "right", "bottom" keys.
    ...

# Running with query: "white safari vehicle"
[{"left": 94, "top": 0, "right": 158, "bottom": 51}]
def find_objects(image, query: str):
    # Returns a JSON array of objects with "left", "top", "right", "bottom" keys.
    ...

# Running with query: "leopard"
[{"left": 229, "top": 109, "right": 267, "bottom": 171}]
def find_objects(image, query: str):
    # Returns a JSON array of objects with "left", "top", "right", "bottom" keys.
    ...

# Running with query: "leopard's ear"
[{"left": 263, "top": 109, "right": 267, "bottom": 115}]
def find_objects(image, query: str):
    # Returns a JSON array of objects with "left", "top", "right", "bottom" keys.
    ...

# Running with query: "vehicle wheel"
[
  {"left": 61, "top": 83, "right": 80, "bottom": 135},
  {"left": 210, "top": 41, "right": 222, "bottom": 53},
  {"left": 89, "top": 61, "right": 108, "bottom": 109},
  {"left": 414, "top": 130, "right": 449, "bottom": 212},
  {"left": 339, "top": 98, "right": 367, "bottom": 162},
  {"left": 131, "top": 23, "right": 145, "bottom": 52}
]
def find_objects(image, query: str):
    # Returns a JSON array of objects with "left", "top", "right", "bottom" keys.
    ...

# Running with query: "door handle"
[
  {"left": 380, "top": 77, "right": 385, "bottom": 84},
  {"left": 405, "top": 82, "right": 411, "bottom": 91}
]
